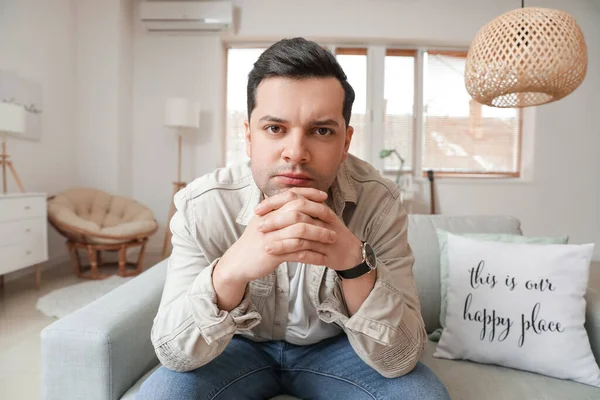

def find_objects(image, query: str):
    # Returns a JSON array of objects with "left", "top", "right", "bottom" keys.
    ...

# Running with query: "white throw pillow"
[{"left": 434, "top": 233, "right": 600, "bottom": 387}]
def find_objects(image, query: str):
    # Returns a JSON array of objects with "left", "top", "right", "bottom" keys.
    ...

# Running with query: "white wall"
[
  {"left": 0, "top": 0, "right": 77, "bottom": 261},
  {"left": 75, "top": 0, "right": 134, "bottom": 196},
  {"left": 118, "top": 0, "right": 135, "bottom": 196},
  {"left": 132, "top": 0, "right": 600, "bottom": 258},
  {"left": 132, "top": 14, "right": 225, "bottom": 251}
]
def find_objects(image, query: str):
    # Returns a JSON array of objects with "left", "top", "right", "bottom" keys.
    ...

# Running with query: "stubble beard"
[{"left": 253, "top": 163, "right": 337, "bottom": 198}]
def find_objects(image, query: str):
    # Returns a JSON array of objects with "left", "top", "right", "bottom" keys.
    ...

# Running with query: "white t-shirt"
[{"left": 284, "top": 262, "right": 343, "bottom": 345}]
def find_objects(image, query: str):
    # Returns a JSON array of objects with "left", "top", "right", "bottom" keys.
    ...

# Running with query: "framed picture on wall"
[{"left": 0, "top": 69, "right": 43, "bottom": 141}]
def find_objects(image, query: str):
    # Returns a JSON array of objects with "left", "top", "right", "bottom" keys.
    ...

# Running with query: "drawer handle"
[
  {"left": 25, "top": 228, "right": 31, "bottom": 233},
  {"left": 26, "top": 250, "right": 31, "bottom": 255},
  {"left": 24, "top": 206, "right": 31, "bottom": 210}
]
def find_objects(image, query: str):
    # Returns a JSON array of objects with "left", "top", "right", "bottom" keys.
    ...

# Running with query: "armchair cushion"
[{"left": 47, "top": 187, "right": 158, "bottom": 244}]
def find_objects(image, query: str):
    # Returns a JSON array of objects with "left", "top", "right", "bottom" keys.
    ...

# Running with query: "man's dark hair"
[{"left": 247, "top": 37, "right": 355, "bottom": 127}]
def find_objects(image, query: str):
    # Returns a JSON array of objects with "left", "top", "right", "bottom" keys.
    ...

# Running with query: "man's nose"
[{"left": 281, "top": 130, "right": 310, "bottom": 164}]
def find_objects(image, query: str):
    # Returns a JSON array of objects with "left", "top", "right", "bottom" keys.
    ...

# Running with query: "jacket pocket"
[{"left": 249, "top": 273, "right": 274, "bottom": 310}]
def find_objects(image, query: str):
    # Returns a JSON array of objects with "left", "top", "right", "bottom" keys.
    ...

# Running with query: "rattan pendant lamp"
[{"left": 465, "top": 0, "right": 588, "bottom": 108}]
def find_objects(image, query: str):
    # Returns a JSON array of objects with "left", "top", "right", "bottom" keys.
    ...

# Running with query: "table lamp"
[
  {"left": 162, "top": 97, "right": 200, "bottom": 258},
  {"left": 0, "top": 102, "right": 27, "bottom": 194}
]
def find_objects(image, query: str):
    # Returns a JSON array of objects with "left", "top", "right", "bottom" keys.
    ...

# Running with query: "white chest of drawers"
[{"left": 0, "top": 193, "right": 49, "bottom": 288}]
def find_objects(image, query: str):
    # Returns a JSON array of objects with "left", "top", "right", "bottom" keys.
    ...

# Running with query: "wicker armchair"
[{"left": 47, "top": 188, "right": 159, "bottom": 279}]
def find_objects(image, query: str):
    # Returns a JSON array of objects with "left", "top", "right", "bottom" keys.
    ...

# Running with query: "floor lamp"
[
  {"left": 162, "top": 97, "right": 200, "bottom": 258},
  {"left": 0, "top": 103, "right": 27, "bottom": 194}
]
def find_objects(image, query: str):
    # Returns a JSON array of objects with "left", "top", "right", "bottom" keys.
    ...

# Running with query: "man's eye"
[
  {"left": 267, "top": 125, "right": 282, "bottom": 134},
  {"left": 316, "top": 128, "right": 332, "bottom": 136}
]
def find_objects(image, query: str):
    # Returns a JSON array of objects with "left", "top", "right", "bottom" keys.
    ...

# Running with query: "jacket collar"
[{"left": 236, "top": 160, "right": 358, "bottom": 226}]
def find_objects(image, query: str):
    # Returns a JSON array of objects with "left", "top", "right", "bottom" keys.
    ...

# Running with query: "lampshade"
[
  {"left": 465, "top": 7, "right": 588, "bottom": 108},
  {"left": 0, "top": 102, "right": 26, "bottom": 136},
  {"left": 164, "top": 97, "right": 200, "bottom": 128}
]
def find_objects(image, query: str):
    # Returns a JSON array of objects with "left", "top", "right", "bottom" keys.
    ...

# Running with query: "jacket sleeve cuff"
[
  {"left": 317, "top": 263, "right": 402, "bottom": 346},
  {"left": 187, "top": 259, "right": 262, "bottom": 345}
]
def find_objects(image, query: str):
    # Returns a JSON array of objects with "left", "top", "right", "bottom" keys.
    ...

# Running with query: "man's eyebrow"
[
  {"left": 310, "top": 119, "right": 339, "bottom": 127},
  {"left": 259, "top": 115, "right": 288, "bottom": 124},
  {"left": 258, "top": 115, "right": 340, "bottom": 127}
]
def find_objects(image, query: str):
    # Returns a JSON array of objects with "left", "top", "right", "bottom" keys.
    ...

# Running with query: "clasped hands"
[{"left": 220, "top": 187, "right": 362, "bottom": 284}]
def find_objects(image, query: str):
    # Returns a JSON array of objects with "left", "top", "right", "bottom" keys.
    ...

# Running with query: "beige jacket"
[{"left": 151, "top": 154, "right": 426, "bottom": 378}]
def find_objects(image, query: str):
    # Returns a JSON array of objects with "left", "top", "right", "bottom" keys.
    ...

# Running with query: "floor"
[{"left": 0, "top": 252, "right": 164, "bottom": 400}]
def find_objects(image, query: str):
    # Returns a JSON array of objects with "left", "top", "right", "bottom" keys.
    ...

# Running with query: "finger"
[
  {"left": 279, "top": 197, "right": 335, "bottom": 224},
  {"left": 265, "top": 238, "right": 329, "bottom": 256},
  {"left": 254, "top": 188, "right": 327, "bottom": 215},
  {"left": 258, "top": 208, "right": 327, "bottom": 233},
  {"left": 265, "top": 222, "right": 337, "bottom": 244},
  {"left": 288, "top": 187, "right": 328, "bottom": 200},
  {"left": 274, "top": 250, "right": 328, "bottom": 267}
]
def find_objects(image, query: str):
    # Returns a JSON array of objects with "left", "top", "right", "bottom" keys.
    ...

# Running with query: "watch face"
[{"left": 363, "top": 242, "right": 377, "bottom": 269}]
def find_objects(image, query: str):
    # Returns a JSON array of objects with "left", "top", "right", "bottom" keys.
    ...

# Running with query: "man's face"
[{"left": 244, "top": 77, "right": 353, "bottom": 197}]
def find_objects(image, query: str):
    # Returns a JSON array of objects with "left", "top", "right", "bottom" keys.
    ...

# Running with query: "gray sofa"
[{"left": 41, "top": 214, "right": 600, "bottom": 399}]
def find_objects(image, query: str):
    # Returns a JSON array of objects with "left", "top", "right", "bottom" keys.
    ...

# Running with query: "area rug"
[{"left": 36, "top": 275, "right": 132, "bottom": 319}]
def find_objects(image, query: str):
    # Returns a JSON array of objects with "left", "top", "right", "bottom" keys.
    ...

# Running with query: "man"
[{"left": 138, "top": 37, "right": 450, "bottom": 399}]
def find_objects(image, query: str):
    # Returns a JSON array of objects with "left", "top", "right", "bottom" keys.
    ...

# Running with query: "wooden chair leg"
[
  {"left": 118, "top": 246, "right": 127, "bottom": 276},
  {"left": 96, "top": 250, "right": 103, "bottom": 268},
  {"left": 87, "top": 245, "right": 99, "bottom": 279},
  {"left": 136, "top": 240, "right": 148, "bottom": 274},
  {"left": 67, "top": 242, "right": 81, "bottom": 277}
]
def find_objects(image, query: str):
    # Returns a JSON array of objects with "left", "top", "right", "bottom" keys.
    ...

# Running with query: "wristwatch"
[{"left": 336, "top": 241, "right": 377, "bottom": 280}]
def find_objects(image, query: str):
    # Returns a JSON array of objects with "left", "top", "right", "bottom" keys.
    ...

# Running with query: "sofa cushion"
[
  {"left": 407, "top": 214, "right": 522, "bottom": 333},
  {"left": 421, "top": 340, "right": 600, "bottom": 400},
  {"left": 120, "top": 365, "right": 160, "bottom": 400}
]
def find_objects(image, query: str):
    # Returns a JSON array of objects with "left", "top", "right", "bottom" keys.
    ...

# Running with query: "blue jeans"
[{"left": 137, "top": 334, "right": 450, "bottom": 400}]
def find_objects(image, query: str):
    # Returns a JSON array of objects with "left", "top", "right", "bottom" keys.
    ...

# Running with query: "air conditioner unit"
[{"left": 139, "top": 1, "right": 234, "bottom": 33}]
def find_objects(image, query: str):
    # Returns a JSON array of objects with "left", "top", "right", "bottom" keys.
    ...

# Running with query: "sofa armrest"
[
  {"left": 41, "top": 259, "right": 168, "bottom": 400},
  {"left": 585, "top": 264, "right": 600, "bottom": 365}
]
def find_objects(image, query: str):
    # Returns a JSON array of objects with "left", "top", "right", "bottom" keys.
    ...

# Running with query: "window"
[
  {"left": 422, "top": 51, "right": 521, "bottom": 176},
  {"left": 335, "top": 48, "right": 368, "bottom": 161},
  {"left": 226, "top": 48, "right": 265, "bottom": 166},
  {"left": 225, "top": 45, "right": 522, "bottom": 178},
  {"left": 383, "top": 49, "right": 416, "bottom": 171}
]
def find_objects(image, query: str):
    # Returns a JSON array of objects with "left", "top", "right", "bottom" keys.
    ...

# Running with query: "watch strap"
[{"left": 336, "top": 261, "right": 372, "bottom": 280}]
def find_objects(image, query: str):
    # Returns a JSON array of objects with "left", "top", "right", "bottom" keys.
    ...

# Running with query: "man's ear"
[
  {"left": 341, "top": 125, "right": 354, "bottom": 162},
  {"left": 244, "top": 120, "right": 251, "bottom": 158}
]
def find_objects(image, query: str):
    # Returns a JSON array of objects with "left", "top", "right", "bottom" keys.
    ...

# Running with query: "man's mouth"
[{"left": 274, "top": 173, "right": 313, "bottom": 185}]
